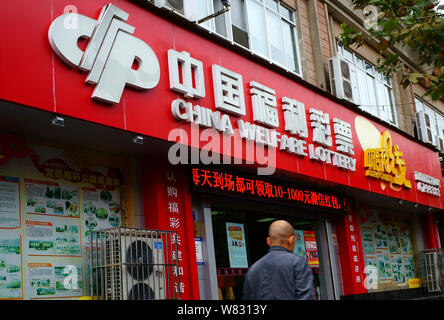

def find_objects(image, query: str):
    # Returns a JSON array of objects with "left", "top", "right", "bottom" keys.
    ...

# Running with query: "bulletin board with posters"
[
  {"left": 0, "top": 133, "right": 136, "bottom": 299},
  {"left": 359, "top": 207, "right": 417, "bottom": 292}
]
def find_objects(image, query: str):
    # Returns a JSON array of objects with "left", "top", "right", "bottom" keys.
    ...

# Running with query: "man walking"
[{"left": 242, "top": 220, "right": 315, "bottom": 300}]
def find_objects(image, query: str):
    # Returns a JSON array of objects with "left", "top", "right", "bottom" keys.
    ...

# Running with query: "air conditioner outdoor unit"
[
  {"left": 154, "top": 0, "right": 185, "bottom": 15},
  {"left": 88, "top": 227, "right": 179, "bottom": 300},
  {"left": 329, "top": 55, "right": 359, "bottom": 104},
  {"left": 106, "top": 234, "right": 165, "bottom": 300}
]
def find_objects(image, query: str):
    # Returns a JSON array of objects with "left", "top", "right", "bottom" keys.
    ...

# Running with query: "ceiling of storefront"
[{"left": 0, "top": 100, "right": 171, "bottom": 157}]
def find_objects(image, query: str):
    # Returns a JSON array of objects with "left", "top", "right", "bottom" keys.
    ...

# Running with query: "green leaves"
[{"left": 338, "top": 0, "right": 444, "bottom": 101}]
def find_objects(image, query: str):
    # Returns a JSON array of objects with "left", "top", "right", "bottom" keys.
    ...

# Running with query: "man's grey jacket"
[{"left": 242, "top": 246, "right": 315, "bottom": 300}]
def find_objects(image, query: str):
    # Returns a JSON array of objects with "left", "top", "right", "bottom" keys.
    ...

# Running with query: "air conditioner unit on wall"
[
  {"left": 329, "top": 55, "right": 359, "bottom": 104},
  {"left": 153, "top": 0, "right": 200, "bottom": 21},
  {"left": 89, "top": 228, "right": 179, "bottom": 300},
  {"left": 106, "top": 234, "right": 165, "bottom": 300},
  {"left": 154, "top": 0, "right": 185, "bottom": 15}
]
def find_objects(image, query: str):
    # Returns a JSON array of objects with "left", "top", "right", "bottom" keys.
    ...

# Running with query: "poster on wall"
[
  {"left": 403, "top": 255, "right": 415, "bottom": 279},
  {"left": 374, "top": 224, "right": 388, "bottom": 250},
  {"left": 0, "top": 136, "right": 132, "bottom": 299},
  {"left": 0, "top": 231, "right": 22, "bottom": 299},
  {"left": 364, "top": 256, "right": 378, "bottom": 290},
  {"left": 388, "top": 227, "right": 401, "bottom": 254},
  {"left": 377, "top": 253, "right": 392, "bottom": 280},
  {"left": 0, "top": 176, "right": 20, "bottom": 229},
  {"left": 400, "top": 228, "right": 413, "bottom": 255},
  {"left": 26, "top": 220, "right": 81, "bottom": 257},
  {"left": 226, "top": 222, "right": 248, "bottom": 268},
  {"left": 28, "top": 263, "right": 83, "bottom": 299},
  {"left": 303, "top": 231, "right": 319, "bottom": 268},
  {"left": 361, "top": 230, "right": 375, "bottom": 254},
  {"left": 82, "top": 187, "right": 121, "bottom": 239},
  {"left": 360, "top": 208, "right": 416, "bottom": 288},
  {"left": 391, "top": 255, "right": 405, "bottom": 283},
  {"left": 25, "top": 179, "right": 79, "bottom": 218},
  {"left": 293, "top": 229, "right": 306, "bottom": 258}
]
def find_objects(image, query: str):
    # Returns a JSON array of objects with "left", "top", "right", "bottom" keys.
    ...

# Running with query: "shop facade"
[{"left": 0, "top": 0, "right": 443, "bottom": 300}]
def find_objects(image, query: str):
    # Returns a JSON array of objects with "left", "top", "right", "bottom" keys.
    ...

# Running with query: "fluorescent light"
[{"left": 256, "top": 217, "right": 276, "bottom": 223}]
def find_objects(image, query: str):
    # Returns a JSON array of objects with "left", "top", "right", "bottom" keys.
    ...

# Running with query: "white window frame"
[
  {"left": 195, "top": 0, "right": 302, "bottom": 77},
  {"left": 415, "top": 96, "right": 444, "bottom": 151},
  {"left": 337, "top": 43, "right": 398, "bottom": 127}
]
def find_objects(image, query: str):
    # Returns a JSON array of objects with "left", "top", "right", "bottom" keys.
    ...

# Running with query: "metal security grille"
[
  {"left": 85, "top": 227, "right": 180, "bottom": 300},
  {"left": 418, "top": 249, "right": 444, "bottom": 299}
]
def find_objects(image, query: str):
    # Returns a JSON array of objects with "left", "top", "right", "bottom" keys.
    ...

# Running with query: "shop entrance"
[{"left": 209, "top": 196, "right": 322, "bottom": 300}]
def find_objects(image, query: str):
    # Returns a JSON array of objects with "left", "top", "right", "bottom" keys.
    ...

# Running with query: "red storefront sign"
[
  {"left": 191, "top": 167, "right": 347, "bottom": 211},
  {"left": 0, "top": 0, "right": 441, "bottom": 210}
]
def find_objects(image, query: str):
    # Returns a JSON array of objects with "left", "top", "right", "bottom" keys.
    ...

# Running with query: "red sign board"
[
  {"left": 191, "top": 168, "right": 347, "bottom": 212},
  {"left": 0, "top": 0, "right": 442, "bottom": 209}
]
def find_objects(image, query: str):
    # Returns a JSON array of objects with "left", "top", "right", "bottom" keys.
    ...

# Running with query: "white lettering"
[
  {"left": 172, "top": 99, "right": 234, "bottom": 135},
  {"left": 308, "top": 144, "right": 356, "bottom": 172},
  {"left": 237, "top": 120, "right": 278, "bottom": 148}
]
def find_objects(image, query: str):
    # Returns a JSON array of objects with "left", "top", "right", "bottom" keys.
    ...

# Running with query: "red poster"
[{"left": 303, "top": 231, "right": 319, "bottom": 268}]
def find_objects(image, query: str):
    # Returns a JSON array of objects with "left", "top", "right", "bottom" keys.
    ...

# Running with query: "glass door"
[{"left": 209, "top": 199, "right": 324, "bottom": 300}]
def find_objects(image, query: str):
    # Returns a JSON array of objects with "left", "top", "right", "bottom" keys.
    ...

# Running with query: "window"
[
  {"left": 414, "top": 96, "right": 444, "bottom": 152},
  {"left": 336, "top": 43, "right": 398, "bottom": 127},
  {"left": 196, "top": 0, "right": 302, "bottom": 75}
]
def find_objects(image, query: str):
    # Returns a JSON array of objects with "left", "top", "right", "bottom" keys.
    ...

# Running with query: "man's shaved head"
[{"left": 268, "top": 220, "right": 294, "bottom": 246}]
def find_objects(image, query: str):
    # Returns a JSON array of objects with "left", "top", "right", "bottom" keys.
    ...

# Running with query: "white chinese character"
[
  {"left": 309, "top": 108, "right": 332, "bottom": 147},
  {"left": 348, "top": 214, "right": 353, "bottom": 222},
  {"left": 282, "top": 97, "right": 308, "bottom": 138},
  {"left": 168, "top": 202, "right": 179, "bottom": 213},
  {"left": 169, "top": 217, "right": 180, "bottom": 229},
  {"left": 168, "top": 49, "right": 205, "bottom": 99},
  {"left": 172, "top": 249, "right": 182, "bottom": 262},
  {"left": 250, "top": 81, "right": 279, "bottom": 128},
  {"left": 175, "top": 282, "right": 185, "bottom": 294},
  {"left": 354, "top": 265, "right": 360, "bottom": 273},
  {"left": 173, "top": 266, "right": 184, "bottom": 276},
  {"left": 351, "top": 234, "right": 356, "bottom": 242},
  {"left": 171, "top": 234, "right": 182, "bottom": 246},
  {"left": 356, "top": 275, "right": 361, "bottom": 283},
  {"left": 333, "top": 118, "right": 354, "bottom": 155},
  {"left": 166, "top": 171, "right": 176, "bottom": 182},
  {"left": 349, "top": 225, "right": 354, "bottom": 232},
  {"left": 352, "top": 245, "right": 357, "bottom": 252},
  {"left": 353, "top": 255, "right": 359, "bottom": 263},
  {"left": 212, "top": 64, "right": 246, "bottom": 116},
  {"left": 167, "top": 186, "right": 178, "bottom": 197}
]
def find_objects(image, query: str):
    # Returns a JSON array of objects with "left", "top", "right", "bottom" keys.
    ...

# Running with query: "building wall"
[
  {"left": 321, "top": 0, "right": 444, "bottom": 143},
  {"left": 296, "top": 0, "right": 318, "bottom": 85}
]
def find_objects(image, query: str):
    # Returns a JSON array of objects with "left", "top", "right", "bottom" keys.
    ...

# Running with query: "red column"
[
  {"left": 423, "top": 213, "right": 441, "bottom": 249},
  {"left": 336, "top": 209, "right": 367, "bottom": 296},
  {"left": 141, "top": 155, "right": 200, "bottom": 300}
]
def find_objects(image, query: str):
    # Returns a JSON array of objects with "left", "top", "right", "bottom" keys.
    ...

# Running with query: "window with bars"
[
  {"left": 195, "top": 0, "right": 302, "bottom": 75},
  {"left": 336, "top": 43, "right": 398, "bottom": 127}
]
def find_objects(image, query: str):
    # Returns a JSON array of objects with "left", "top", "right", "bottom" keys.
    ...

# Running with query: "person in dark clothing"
[{"left": 242, "top": 220, "right": 315, "bottom": 300}]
